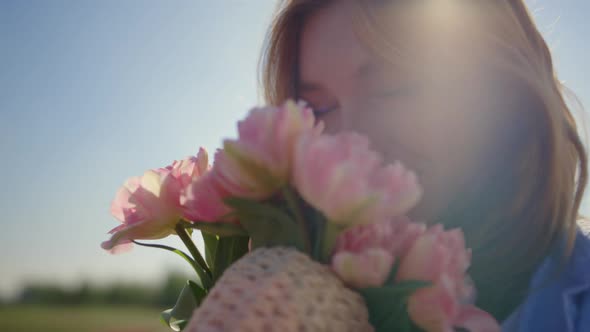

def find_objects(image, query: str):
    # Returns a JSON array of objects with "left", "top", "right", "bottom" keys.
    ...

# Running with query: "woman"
[{"left": 259, "top": 0, "right": 590, "bottom": 331}]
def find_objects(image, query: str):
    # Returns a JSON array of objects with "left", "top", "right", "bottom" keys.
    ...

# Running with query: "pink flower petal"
[
  {"left": 454, "top": 305, "right": 500, "bottom": 332},
  {"left": 213, "top": 100, "right": 323, "bottom": 200},
  {"left": 407, "top": 277, "right": 458, "bottom": 332},
  {"left": 294, "top": 132, "right": 421, "bottom": 225},
  {"left": 181, "top": 171, "right": 233, "bottom": 222},
  {"left": 102, "top": 148, "right": 210, "bottom": 253},
  {"left": 332, "top": 249, "right": 394, "bottom": 288}
]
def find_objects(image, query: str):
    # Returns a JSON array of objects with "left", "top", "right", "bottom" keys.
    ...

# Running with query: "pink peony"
[
  {"left": 407, "top": 285, "right": 499, "bottom": 332},
  {"left": 331, "top": 219, "right": 499, "bottom": 331},
  {"left": 331, "top": 217, "right": 426, "bottom": 288},
  {"left": 293, "top": 132, "right": 421, "bottom": 226},
  {"left": 454, "top": 305, "right": 501, "bottom": 332},
  {"left": 335, "top": 216, "right": 427, "bottom": 257},
  {"left": 332, "top": 248, "right": 394, "bottom": 288},
  {"left": 214, "top": 100, "right": 322, "bottom": 199},
  {"left": 164, "top": 148, "right": 210, "bottom": 190},
  {"left": 396, "top": 225, "right": 472, "bottom": 300},
  {"left": 102, "top": 148, "right": 210, "bottom": 253},
  {"left": 397, "top": 226, "right": 498, "bottom": 332},
  {"left": 406, "top": 277, "right": 458, "bottom": 332},
  {"left": 181, "top": 168, "right": 233, "bottom": 222}
]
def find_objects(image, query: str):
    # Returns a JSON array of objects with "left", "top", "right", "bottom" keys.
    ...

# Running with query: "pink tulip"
[
  {"left": 102, "top": 148, "right": 210, "bottom": 253},
  {"left": 293, "top": 132, "right": 421, "bottom": 226},
  {"left": 214, "top": 100, "right": 322, "bottom": 199}
]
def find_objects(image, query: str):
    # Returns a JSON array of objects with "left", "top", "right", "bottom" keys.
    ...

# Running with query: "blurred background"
[{"left": 0, "top": 0, "right": 588, "bottom": 331}]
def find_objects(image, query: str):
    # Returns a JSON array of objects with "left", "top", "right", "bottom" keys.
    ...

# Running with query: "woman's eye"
[
  {"left": 296, "top": 97, "right": 335, "bottom": 117},
  {"left": 303, "top": 101, "right": 338, "bottom": 117},
  {"left": 312, "top": 106, "right": 335, "bottom": 117}
]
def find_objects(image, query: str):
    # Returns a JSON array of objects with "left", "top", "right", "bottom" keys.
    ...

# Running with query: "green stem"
[
  {"left": 132, "top": 240, "right": 202, "bottom": 281},
  {"left": 175, "top": 224, "right": 213, "bottom": 287},
  {"left": 179, "top": 219, "right": 248, "bottom": 237},
  {"left": 312, "top": 216, "right": 325, "bottom": 261},
  {"left": 321, "top": 222, "right": 342, "bottom": 263},
  {"left": 282, "top": 187, "right": 312, "bottom": 254}
]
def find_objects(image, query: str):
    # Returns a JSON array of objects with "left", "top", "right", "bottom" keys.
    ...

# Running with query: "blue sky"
[{"left": 1, "top": 0, "right": 589, "bottom": 299}]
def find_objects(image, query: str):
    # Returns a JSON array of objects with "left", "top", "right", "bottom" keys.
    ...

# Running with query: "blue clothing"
[{"left": 502, "top": 228, "right": 590, "bottom": 331}]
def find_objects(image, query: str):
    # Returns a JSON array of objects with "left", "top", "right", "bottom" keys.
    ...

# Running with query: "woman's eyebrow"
[
  {"left": 297, "top": 62, "right": 379, "bottom": 92},
  {"left": 362, "top": 64, "right": 410, "bottom": 90}
]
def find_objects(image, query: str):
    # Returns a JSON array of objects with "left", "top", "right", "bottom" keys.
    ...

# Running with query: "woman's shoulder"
[
  {"left": 502, "top": 224, "right": 590, "bottom": 332},
  {"left": 570, "top": 223, "right": 590, "bottom": 331}
]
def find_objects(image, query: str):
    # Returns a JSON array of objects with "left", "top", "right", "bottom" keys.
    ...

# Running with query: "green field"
[{"left": 0, "top": 305, "right": 172, "bottom": 332}]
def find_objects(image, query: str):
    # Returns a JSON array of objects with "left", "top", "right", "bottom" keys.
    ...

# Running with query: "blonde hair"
[{"left": 259, "top": 0, "right": 587, "bottom": 318}]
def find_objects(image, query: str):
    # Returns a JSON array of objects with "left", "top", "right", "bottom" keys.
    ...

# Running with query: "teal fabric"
[{"left": 501, "top": 229, "right": 590, "bottom": 332}]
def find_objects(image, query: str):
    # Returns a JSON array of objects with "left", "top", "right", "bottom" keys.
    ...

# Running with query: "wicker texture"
[{"left": 185, "top": 247, "right": 374, "bottom": 332}]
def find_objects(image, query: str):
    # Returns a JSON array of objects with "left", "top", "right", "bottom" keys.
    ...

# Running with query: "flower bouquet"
[{"left": 102, "top": 101, "right": 500, "bottom": 332}]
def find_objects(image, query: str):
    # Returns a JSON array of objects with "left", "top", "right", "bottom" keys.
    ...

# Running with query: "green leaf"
[
  {"left": 359, "top": 280, "right": 431, "bottom": 301},
  {"left": 311, "top": 213, "right": 326, "bottom": 261},
  {"left": 320, "top": 221, "right": 346, "bottom": 263},
  {"left": 384, "top": 261, "right": 400, "bottom": 285},
  {"left": 212, "top": 236, "right": 250, "bottom": 281},
  {"left": 223, "top": 196, "right": 272, "bottom": 215},
  {"left": 185, "top": 220, "right": 248, "bottom": 237},
  {"left": 389, "top": 280, "right": 432, "bottom": 294},
  {"left": 187, "top": 280, "right": 207, "bottom": 302},
  {"left": 281, "top": 186, "right": 312, "bottom": 254},
  {"left": 202, "top": 232, "right": 219, "bottom": 270},
  {"left": 133, "top": 241, "right": 204, "bottom": 289},
  {"left": 173, "top": 225, "right": 213, "bottom": 289},
  {"left": 160, "top": 280, "right": 206, "bottom": 331},
  {"left": 359, "top": 281, "right": 431, "bottom": 332},
  {"left": 224, "top": 197, "right": 306, "bottom": 251},
  {"left": 231, "top": 236, "right": 250, "bottom": 261}
]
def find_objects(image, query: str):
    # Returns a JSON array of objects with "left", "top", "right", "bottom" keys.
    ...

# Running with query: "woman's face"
[{"left": 298, "top": 2, "right": 506, "bottom": 222}]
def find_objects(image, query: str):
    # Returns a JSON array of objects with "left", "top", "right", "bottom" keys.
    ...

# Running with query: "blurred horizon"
[{"left": 1, "top": 0, "right": 590, "bottom": 302}]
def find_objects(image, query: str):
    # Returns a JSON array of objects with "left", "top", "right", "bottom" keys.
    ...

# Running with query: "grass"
[{"left": 0, "top": 305, "right": 172, "bottom": 332}]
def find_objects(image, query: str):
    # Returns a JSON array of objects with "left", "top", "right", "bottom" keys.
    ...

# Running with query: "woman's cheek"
[{"left": 317, "top": 110, "right": 343, "bottom": 134}]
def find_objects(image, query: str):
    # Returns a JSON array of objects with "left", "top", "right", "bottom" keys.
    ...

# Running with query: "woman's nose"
[
  {"left": 319, "top": 99, "right": 363, "bottom": 134},
  {"left": 321, "top": 108, "right": 353, "bottom": 134},
  {"left": 338, "top": 101, "right": 363, "bottom": 132}
]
